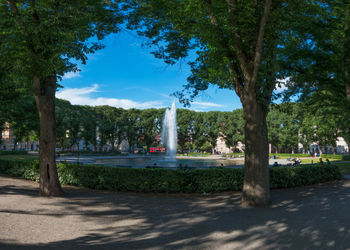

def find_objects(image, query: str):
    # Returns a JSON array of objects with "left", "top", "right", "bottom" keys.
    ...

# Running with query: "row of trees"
[{"left": 2, "top": 97, "right": 349, "bottom": 156}]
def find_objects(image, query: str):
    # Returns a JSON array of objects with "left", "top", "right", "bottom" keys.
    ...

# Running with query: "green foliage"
[
  {"left": 0, "top": 159, "right": 343, "bottom": 193},
  {"left": 177, "top": 109, "right": 196, "bottom": 153},
  {"left": 267, "top": 103, "right": 300, "bottom": 153},
  {"left": 199, "top": 142, "right": 212, "bottom": 153},
  {"left": 0, "top": 151, "right": 28, "bottom": 156},
  {"left": 221, "top": 109, "right": 244, "bottom": 150},
  {"left": 0, "top": 159, "right": 39, "bottom": 182},
  {"left": 269, "top": 165, "right": 343, "bottom": 188},
  {"left": 0, "top": 0, "right": 123, "bottom": 81},
  {"left": 343, "top": 155, "right": 350, "bottom": 161}
]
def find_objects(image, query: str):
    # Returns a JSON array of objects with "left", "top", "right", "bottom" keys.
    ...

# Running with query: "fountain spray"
[{"left": 161, "top": 101, "right": 177, "bottom": 160}]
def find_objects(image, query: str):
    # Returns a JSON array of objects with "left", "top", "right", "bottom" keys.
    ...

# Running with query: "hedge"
[
  {"left": 0, "top": 159, "right": 343, "bottom": 193},
  {"left": 342, "top": 155, "right": 350, "bottom": 161},
  {"left": 0, "top": 151, "right": 28, "bottom": 156}
]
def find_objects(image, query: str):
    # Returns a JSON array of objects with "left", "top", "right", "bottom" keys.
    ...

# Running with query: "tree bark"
[
  {"left": 34, "top": 76, "right": 63, "bottom": 196},
  {"left": 241, "top": 95, "right": 270, "bottom": 206}
]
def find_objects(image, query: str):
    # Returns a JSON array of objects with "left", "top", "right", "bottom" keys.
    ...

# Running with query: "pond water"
[{"left": 92, "top": 157, "right": 244, "bottom": 169}]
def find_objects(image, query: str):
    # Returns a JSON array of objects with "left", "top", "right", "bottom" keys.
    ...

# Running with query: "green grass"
[
  {"left": 300, "top": 158, "right": 338, "bottom": 164},
  {"left": 0, "top": 154, "right": 38, "bottom": 161}
]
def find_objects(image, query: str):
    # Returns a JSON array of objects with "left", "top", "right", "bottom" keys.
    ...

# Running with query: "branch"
[
  {"left": 228, "top": 63, "right": 244, "bottom": 98},
  {"left": 224, "top": 0, "right": 252, "bottom": 85},
  {"left": 249, "top": 0, "right": 272, "bottom": 88},
  {"left": 202, "top": 0, "right": 245, "bottom": 95},
  {"left": 263, "top": 41, "right": 278, "bottom": 103},
  {"left": 7, "top": 0, "right": 29, "bottom": 37},
  {"left": 7, "top": 0, "right": 37, "bottom": 56}
]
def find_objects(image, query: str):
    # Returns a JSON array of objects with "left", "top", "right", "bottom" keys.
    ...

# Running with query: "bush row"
[
  {"left": 342, "top": 155, "right": 350, "bottom": 161},
  {"left": 0, "top": 151, "right": 28, "bottom": 155},
  {"left": 0, "top": 159, "right": 343, "bottom": 193}
]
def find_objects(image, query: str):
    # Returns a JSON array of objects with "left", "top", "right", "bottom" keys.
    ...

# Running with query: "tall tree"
[
  {"left": 279, "top": 1, "right": 350, "bottom": 154},
  {"left": 221, "top": 109, "right": 244, "bottom": 152},
  {"left": 139, "top": 109, "right": 161, "bottom": 152},
  {"left": 177, "top": 109, "right": 195, "bottom": 153},
  {"left": 267, "top": 103, "right": 300, "bottom": 153},
  {"left": 203, "top": 111, "right": 222, "bottom": 154},
  {"left": 126, "top": 0, "right": 298, "bottom": 205},
  {"left": 124, "top": 109, "right": 142, "bottom": 153},
  {"left": 1, "top": 0, "right": 122, "bottom": 196},
  {"left": 7, "top": 96, "right": 39, "bottom": 150}
]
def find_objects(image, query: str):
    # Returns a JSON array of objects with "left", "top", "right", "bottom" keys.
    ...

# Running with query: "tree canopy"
[{"left": 0, "top": 0, "right": 123, "bottom": 196}]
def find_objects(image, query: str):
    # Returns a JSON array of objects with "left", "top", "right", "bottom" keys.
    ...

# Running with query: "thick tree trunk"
[
  {"left": 34, "top": 76, "right": 63, "bottom": 196},
  {"left": 241, "top": 97, "right": 270, "bottom": 206}
]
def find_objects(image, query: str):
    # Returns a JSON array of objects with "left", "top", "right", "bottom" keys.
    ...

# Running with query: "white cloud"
[
  {"left": 192, "top": 101, "right": 226, "bottom": 108},
  {"left": 275, "top": 77, "right": 290, "bottom": 92},
  {"left": 56, "top": 84, "right": 163, "bottom": 109},
  {"left": 62, "top": 71, "right": 81, "bottom": 80}
]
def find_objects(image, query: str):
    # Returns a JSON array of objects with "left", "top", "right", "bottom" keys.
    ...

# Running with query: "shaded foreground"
[{"left": 0, "top": 176, "right": 349, "bottom": 249}]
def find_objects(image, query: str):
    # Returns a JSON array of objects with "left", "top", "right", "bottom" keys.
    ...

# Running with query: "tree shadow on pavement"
[{"left": 0, "top": 177, "right": 349, "bottom": 249}]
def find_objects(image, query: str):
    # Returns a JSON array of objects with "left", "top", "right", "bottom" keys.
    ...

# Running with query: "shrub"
[
  {"left": 342, "top": 155, "right": 350, "bottom": 161},
  {"left": 0, "top": 151, "right": 28, "bottom": 155},
  {"left": 0, "top": 159, "right": 39, "bottom": 181},
  {"left": 0, "top": 159, "right": 343, "bottom": 193},
  {"left": 269, "top": 165, "right": 343, "bottom": 188}
]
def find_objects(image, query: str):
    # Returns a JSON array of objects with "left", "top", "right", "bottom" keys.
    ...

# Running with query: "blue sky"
[{"left": 57, "top": 32, "right": 243, "bottom": 112}]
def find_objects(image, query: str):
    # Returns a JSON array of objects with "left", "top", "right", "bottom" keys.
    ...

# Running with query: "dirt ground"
[{"left": 1, "top": 175, "right": 350, "bottom": 250}]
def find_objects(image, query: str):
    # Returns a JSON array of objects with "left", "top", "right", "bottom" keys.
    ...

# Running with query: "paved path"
[{"left": 1, "top": 175, "right": 350, "bottom": 249}]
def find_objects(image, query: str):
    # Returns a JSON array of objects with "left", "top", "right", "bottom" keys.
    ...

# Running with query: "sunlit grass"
[
  {"left": 300, "top": 158, "right": 338, "bottom": 164},
  {"left": 0, "top": 154, "right": 38, "bottom": 161}
]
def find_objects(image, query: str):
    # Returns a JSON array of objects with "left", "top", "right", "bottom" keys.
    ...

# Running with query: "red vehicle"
[{"left": 150, "top": 147, "right": 165, "bottom": 153}]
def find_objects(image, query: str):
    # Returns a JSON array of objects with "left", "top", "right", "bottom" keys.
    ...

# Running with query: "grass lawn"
[
  {"left": 300, "top": 158, "right": 338, "bottom": 164},
  {"left": 0, "top": 154, "right": 38, "bottom": 161}
]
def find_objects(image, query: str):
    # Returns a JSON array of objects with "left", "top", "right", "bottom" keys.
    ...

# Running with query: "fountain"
[
  {"left": 161, "top": 101, "right": 177, "bottom": 161},
  {"left": 87, "top": 100, "right": 242, "bottom": 168}
]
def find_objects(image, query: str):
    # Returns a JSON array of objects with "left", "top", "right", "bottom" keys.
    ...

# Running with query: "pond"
[{"left": 92, "top": 157, "right": 244, "bottom": 169}]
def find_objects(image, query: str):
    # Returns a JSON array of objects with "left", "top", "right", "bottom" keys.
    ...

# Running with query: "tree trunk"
[
  {"left": 241, "top": 96, "right": 270, "bottom": 206},
  {"left": 34, "top": 76, "right": 63, "bottom": 196},
  {"left": 111, "top": 138, "right": 115, "bottom": 151}
]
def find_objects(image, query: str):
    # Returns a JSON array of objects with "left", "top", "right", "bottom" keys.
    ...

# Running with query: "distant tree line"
[{"left": 2, "top": 97, "right": 349, "bottom": 155}]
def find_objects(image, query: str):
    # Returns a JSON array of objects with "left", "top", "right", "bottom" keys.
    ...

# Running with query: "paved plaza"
[{"left": 1, "top": 175, "right": 350, "bottom": 249}]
